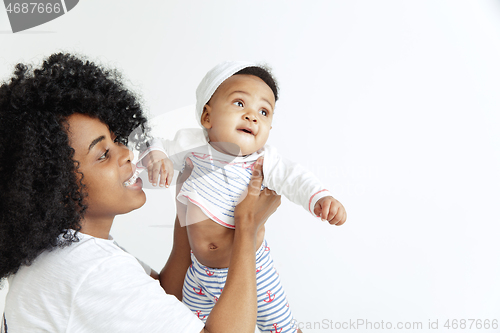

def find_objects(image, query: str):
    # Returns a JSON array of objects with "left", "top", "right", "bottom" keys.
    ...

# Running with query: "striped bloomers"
[{"left": 182, "top": 240, "right": 298, "bottom": 333}]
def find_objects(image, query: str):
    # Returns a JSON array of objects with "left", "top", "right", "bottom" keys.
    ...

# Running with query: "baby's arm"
[
  {"left": 136, "top": 136, "right": 175, "bottom": 187},
  {"left": 263, "top": 145, "right": 346, "bottom": 225},
  {"left": 314, "top": 196, "right": 347, "bottom": 225},
  {"left": 142, "top": 150, "right": 174, "bottom": 187},
  {"left": 138, "top": 128, "right": 208, "bottom": 187}
]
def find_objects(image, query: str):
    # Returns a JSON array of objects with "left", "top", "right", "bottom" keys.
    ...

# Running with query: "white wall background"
[{"left": 1, "top": 1, "right": 500, "bottom": 331}]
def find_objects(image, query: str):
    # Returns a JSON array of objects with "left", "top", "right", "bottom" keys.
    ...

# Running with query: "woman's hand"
[
  {"left": 234, "top": 157, "right": 281, "bottom": 233},
  {"left": 203, "top": 157, "right": 281, "bottom": 333}
]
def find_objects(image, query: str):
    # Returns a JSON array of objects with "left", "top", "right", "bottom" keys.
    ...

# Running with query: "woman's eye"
[
  {"left": 259, "top": 109, "right": 268, "bottom": 117},
  {"left": 111, "top": 133, "right": 123, "bottom": 144},
  {"left": 98, "top": 149, "right": 109, "bottom": 161},
  {"left": 115, "top": 139, "right": 125, "bottom": 147},
  {"left": 233, "top": 101, "right": 244, "bottom": 107}
]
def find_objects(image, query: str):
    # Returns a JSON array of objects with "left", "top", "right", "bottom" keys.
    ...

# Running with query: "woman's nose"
[{"left": 118, "top": 144, "right": 134, "bottom": 166}]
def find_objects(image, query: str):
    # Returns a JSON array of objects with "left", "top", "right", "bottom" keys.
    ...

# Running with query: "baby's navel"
[{"left": 208, "top": 243, "right": 218, "bottom": 250}]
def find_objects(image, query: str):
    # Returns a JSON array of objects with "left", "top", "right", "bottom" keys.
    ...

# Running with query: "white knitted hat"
[{"left": 195, "top": 61, "right": 256, "bottom": 127}]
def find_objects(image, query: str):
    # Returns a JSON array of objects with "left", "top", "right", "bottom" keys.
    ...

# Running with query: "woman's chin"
[
  {"left": 134, "top": 189, "right": 148, "bottom": 210},
  {"left": 124, "top": 178, "right": 147, "bottom": 212}
]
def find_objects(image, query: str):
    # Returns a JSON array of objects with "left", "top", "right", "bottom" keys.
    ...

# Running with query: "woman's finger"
[
  {"left": 248, "top": 158, "right": 264, "bottom": 197},
  {"left": 258, "top": 188, "right": 281, "bottom": 220}
]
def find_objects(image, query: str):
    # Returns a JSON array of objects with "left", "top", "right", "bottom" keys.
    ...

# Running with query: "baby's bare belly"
[{"left": 185, "top": 204, "right": 265, "bottom": 268}]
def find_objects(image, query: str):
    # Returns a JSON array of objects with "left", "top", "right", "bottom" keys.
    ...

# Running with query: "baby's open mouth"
[{"left": 238, "top": 128, "right": 254, "bottom": 135}]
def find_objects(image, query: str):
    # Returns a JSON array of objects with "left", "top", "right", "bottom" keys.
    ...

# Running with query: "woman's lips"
[
  {"left": 124, "top": 168, "right": 140, "bottom": 187},
  {"left": 125, "top": 176, "right": 143, "bottom": 190}
]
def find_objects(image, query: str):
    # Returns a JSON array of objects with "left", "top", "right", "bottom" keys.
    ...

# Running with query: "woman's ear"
[{"left": 201, "top": 105, "right": 212, "bottom": 129}]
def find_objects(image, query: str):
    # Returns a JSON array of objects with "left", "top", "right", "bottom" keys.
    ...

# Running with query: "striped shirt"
[{"left": 177, "top": 144, "right": 264, "bottom": 228}]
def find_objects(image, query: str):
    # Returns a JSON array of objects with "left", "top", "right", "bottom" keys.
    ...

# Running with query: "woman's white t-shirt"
[{"left": 3, "top": 232, "right": 204, "bottom": 333}]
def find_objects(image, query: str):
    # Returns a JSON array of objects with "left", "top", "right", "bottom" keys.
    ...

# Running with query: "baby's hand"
[
  {"left": 142, "top": 150, "right": 174, "bottom": 187},
  {"left": 314, "top": 196, "right": 347, "bottom": 226}
]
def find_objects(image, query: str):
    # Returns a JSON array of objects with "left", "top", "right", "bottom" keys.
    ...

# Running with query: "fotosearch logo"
[{"left": 3, "top": 0, "right": 79, "bottom": 33}]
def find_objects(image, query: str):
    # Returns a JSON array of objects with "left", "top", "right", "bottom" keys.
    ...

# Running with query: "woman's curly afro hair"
[{"left": 0, "top": 53, "right": 149, "bottom": 280}]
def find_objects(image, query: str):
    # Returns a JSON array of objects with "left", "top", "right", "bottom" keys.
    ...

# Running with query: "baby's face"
[{"left": 202, "top": 74, "right": 275, "bottom": 156}]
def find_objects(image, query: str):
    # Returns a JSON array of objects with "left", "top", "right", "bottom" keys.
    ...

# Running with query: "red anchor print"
[
  {"left": 193, "top": 287, "right": 204, "bottom": 295},
  {"left": 263, "top": 290, "right": 275, "bottom": 303},
  {"left": 195, "top": 310, "right": 206, "bottom": 320},
  {"left": 192, "top": 153, "right": 211, "bottom": 160},
  {"left": 205, "top": 269, "right": 214, "bottom": 276},
  {"left": 256, "top": 266, "right": 262, "bottom": 273},
  {"left": 286, "top": 302, "right": 289, "bottom": 308},
  {"left": 265, "top": 246, "right": 270, "bottom": 251},
  {"left": 214, "top": 296, "right": 218, "bottom": 302},
  {"left": 241, "top": 162, "right": 254, "bottom": 170},
  {"left": 269, "top": 323, "right": 282, "bottom": 333}
]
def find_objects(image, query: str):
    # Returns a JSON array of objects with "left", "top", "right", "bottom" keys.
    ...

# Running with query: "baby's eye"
[
  {"left": 98, "top": 149, "right": 109, "bottom": 161},
  {"left": 233, "top": 101, "right": 244, "bottom": 107},
  {"left": 259, "top": 109, "right": 268, "bottom": 117}
]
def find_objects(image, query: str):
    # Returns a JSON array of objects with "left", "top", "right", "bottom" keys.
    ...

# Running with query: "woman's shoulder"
[
  {"left": 4, "top": 232, "right": 139, "bottom": 332},
  {"left": 9, "top": 232, "right": 132, "bottom": 290},
  {"left": 5, "top": 232, "right": 204, "bottom": 332}
]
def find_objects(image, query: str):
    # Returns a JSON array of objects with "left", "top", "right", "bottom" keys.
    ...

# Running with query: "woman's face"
[{"left": 66, "top": 113, "right": 146, "bottom": 220}]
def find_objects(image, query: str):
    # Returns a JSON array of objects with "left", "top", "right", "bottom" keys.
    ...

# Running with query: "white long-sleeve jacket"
[{"left": 138, "top": 128, "right": 332, "bottom": 227}]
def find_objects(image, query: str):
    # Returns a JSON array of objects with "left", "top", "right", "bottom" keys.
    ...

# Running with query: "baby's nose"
[{"left": 245, "top": 113, "right": 257, "bottom": 122}]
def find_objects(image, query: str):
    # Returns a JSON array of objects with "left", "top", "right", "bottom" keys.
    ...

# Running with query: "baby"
[{"left": 141, "top": 61, "right": 346, "bottom": 333}]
